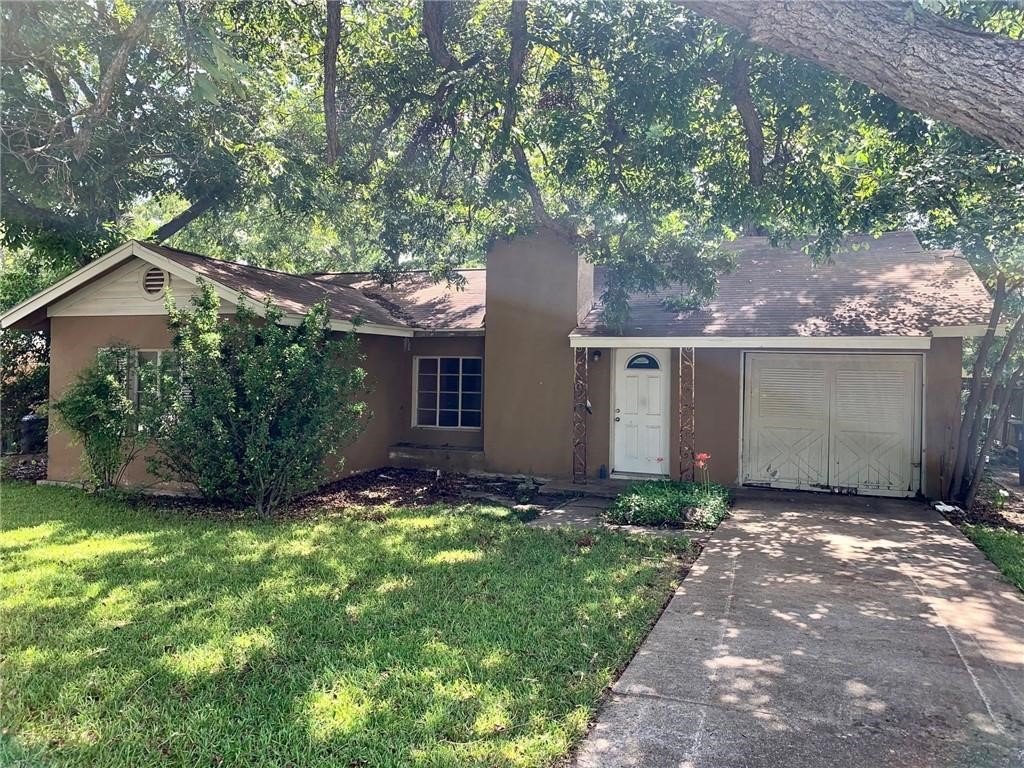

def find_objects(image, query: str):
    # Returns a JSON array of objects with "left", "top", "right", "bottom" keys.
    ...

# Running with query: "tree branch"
[
  {"left": 496, "top": 0, "right": 528, "bottom": 152},
  {"left": 324, "top": 0, "right": 342, "bottom": 163},
  {"left": 728, "top": 54, "right": 765, "bottom": 187},
  {"left": 511, "top": 139, "right": 575, "bottom": 240},
  {"left": 148, "top": 196, "right": 218, "bottom": 243},
  {"left": 422, "top": 1, "right": 463, "bottom": 71},
  {"left": 72, "top": 1, "right": 162, "bottom": 160},
  {"left": 681, "top": 0, "right": 1024, "bottom": 153}
]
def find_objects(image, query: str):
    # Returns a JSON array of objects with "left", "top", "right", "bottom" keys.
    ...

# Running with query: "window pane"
[
  {"left": 419, "top": 358, "right": 437, "bottom": 374},
  {"left": 439, "top": 392, "right": 459, "bottom": 411},
  {"left": 418, "top": 374, "right": 438, "bottom": 393},
  {"left": 440, "top": 357, "right": 460, "bottom": 374},
  {"left": 462, "top": 374, "right": 482, "bottom": 393},
  {"left": 461, "top": 393, "right": 481, "bottom": 411},
  {"left": 462, "top": 358, "right": 482, "bottom": 375},
  {"left": 439, "top": 410, "right": 459, "bottom": 427},
  {"left": 418, "top": 392, "right": 437, "bottom": 410},
  {"left": 461, "top": 411, "right": 481, "bottom": 428},
  {"left": 440, "top": 374, "right": 460, "bottom": 392},
  {"left": 417, "top": 409, "right": 438, "bottom": 426}
]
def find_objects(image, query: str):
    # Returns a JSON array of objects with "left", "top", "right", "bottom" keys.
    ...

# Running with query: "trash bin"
[{"left": 19, "top": 414, "right": 47, "bottom": 453}]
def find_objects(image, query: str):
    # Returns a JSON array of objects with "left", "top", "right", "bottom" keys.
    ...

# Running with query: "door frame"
[
  {"left": 738, "top": 350, "right": 925, "bottom": 497},
  {"left": 611, "top": 348, "right": 671, "bottom": 477}
]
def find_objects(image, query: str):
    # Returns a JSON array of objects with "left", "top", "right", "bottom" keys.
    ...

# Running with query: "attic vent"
[{"left": 143, "top": 267, "right": 167, "bottom": 295}]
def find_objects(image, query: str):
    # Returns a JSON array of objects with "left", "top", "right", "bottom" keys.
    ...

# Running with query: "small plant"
[
  {"left": 695, "top": 451, "right": 711, "bottom": 492},
  {"left": 607, "top": 479, "right": 730, "bottom": 529},
  {"left": 52, "top": 345, "right": 152, "bottom": 489}
]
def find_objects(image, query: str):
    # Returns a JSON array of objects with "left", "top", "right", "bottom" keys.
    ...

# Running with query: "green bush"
[
  {"left": 148, "top": 284, "right": 367, "bottom": 517},
  {"left": 607, "top": 480, "right": 730, "bottom": 529},
  {"left": 52, "top": 344, "right": 150, "bottom": 489}
]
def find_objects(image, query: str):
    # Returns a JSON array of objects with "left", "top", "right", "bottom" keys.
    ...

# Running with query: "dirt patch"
[
  {"left": 941, "top": 476, "right": 1024, "bottom": 535},
  {"left": 1, "top": 453, "right": 47, "bottom": 481},
  {"left": 143, "top": 468, "right": 535, "bottom": 521}
]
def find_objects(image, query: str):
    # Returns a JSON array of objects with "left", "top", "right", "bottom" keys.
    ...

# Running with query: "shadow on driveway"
[{"left": 574, "top": 489, "right": 1024, "bottom": 768}]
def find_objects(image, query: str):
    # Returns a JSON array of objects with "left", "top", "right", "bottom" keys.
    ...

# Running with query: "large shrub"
[
  {"left": 51, "top": 344, "right": 153, "bottom": 489},
  {"left": 606, "top": 480, "right": 730, "bottom": 529},
  {"left": 150, "top": 285, "right": 367, "bottom": 516}
]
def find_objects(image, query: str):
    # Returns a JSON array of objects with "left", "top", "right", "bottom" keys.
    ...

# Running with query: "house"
[{"left": 1, "top": 229, "right": 993, "bottom": 498}]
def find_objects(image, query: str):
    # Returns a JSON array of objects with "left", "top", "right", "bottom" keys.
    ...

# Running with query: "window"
[
  {"left": 626, "top": 353, "right": 660, "bottom": 370},
  {"left": 98, "top": 348, "right": 177, "bottom": 406},
  {"left": 415, "top": 356, "right": 482, "bottom": 428}
]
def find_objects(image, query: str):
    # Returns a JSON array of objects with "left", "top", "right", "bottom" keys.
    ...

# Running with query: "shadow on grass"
[{"left": 1, "top": 483, "right": 690, "bottom": 768}]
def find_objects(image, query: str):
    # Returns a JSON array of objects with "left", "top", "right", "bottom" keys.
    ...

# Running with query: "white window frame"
[{"left": 412, "top": 356, "right": 483, "bottom": 430}]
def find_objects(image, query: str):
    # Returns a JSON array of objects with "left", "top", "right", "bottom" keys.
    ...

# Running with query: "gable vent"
[{"left": 143, "top": 267, "right": 167, "bottom": 295}]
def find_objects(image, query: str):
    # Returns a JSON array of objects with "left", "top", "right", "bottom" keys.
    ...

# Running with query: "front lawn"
[
  {"left": 0, "top": 483, "right": 690, "bottom": 768},
  {"left": 961, "top": 524, "right": 1024, "bottom": 591}
]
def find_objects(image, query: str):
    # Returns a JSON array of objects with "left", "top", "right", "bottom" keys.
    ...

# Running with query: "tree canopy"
[{"left": 2, "top": 0, "right": 1023, "bottom": 325}]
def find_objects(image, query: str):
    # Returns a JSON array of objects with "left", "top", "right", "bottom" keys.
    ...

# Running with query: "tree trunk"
[
  {"left": 324, "top": 0, "right": 342, "bottom": 163},
  {"left": 956, "top": 310, "right": 1024, "bottom": 499},
  {"left": 949, "top": 276, "right": 1005, "bottom": 498},
  {"left": 964, "top": 364, "right": 1024, "bottom": 510},
  {"left": 680, "top": 0, "right": 1024, "bottom": 154}
]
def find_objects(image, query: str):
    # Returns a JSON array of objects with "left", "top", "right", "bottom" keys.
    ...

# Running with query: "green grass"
[
  {"left": 0, "top": 482, "right": 690, "bottom": 768},
  {"left": 606, "top": 479, "right": 731, "bottom": 529},
  {"left": 961, "top": 524, "right": 1024, "bottom": 592}
]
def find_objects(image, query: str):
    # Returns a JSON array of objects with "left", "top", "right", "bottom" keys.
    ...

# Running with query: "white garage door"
[{"left": 742, "top": 353, "right": 922, "bottom": 497}]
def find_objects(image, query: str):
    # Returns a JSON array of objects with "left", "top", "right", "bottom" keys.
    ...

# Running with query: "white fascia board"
[
  {"left": 568, "top": 335, "right": 933, "bottom": 350},
  {"left": 278, "top": 314, "right": 413, "bottom": 337},
  {"left": 1, "top": 241, "right": 138, "bottom": 329},
  {"left": 929, "top": 324, "right": 1006, "bottom": 338}
]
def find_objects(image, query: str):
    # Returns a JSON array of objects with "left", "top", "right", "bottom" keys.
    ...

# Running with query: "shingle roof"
[
  {"left": 147, "top": 244, "right": 485, "bottom": 331},
  {"left": 311, "top": 271, "right": 486, "bottom": 331},
  {"left": 147, "top": 231, "right": 991, "bottom": 339},
  {"left": 574, "top": 231, "right": 993, "bottom": 338}
]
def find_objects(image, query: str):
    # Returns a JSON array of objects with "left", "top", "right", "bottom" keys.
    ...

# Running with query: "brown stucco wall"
[
  {"left": 924, "top": 337, "right": 962, "bottom": 498},
  {"left": 583, "top": 344, "right": 960, "bottom": 497},
  {"left": 48, "top": 315, "right": 176, "bottom": 486},
  {"left": 46, "top": 314, "right": 483, "bottom": 489},
  {"left": 483, "top": 229, "right": 591, "bottom": 477}
]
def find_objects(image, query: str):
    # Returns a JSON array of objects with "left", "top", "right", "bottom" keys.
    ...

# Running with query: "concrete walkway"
[{"left": 574, "top": 490, "right": 1024, "bottom": 768}]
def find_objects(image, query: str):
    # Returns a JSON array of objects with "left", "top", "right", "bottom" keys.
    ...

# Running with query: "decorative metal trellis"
[
  {"left": 572, "top": 347, "right": 589, "bottom": 483},
  {"left": 678, "top": 347, "right": 696, "bottom": 481}
]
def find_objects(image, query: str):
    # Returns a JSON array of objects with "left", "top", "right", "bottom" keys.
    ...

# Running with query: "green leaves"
[{"left": 152, "top": 284, "right": 368, "bottom": 516}]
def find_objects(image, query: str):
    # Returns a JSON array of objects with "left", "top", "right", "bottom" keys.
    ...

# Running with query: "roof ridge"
[{"left": 308, "top": 267, "right": 487, "bottom": 278}]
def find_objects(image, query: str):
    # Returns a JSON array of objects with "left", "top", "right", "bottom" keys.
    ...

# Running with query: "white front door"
[{"left": 613, "top": 350, "right": 669, "bottom": 475}]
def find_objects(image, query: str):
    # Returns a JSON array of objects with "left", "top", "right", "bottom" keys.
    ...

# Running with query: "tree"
[
  {"left": 680, "top": 0, "right": 1024, "bottom": 154},
  {"left": 149, "top": 285, "right": 368, "bottom": 516}
]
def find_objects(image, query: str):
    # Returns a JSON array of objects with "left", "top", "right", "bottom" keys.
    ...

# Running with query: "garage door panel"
[
  {"left": 753, "top": 426, "right": 828, "bottom": 486},
  {"left": 743, "top": 353, "right": 921, "bottom": 496},
  {"left": 743, "top": 358, "right": 829, "bottom": 486}
]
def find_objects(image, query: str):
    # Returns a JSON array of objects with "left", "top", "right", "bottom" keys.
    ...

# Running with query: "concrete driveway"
[{"left": 574, "top": 490, "right": 1024, "bottom": 768}]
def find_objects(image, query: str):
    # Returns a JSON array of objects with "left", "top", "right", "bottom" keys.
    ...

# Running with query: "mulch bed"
[
  {"left": 1, "top": 453, "right": 47, "bottom": 482},
  {"left": 939, "top": 476, "right": 1024, "bottom": 535},
  {"left": 143, "top": 468, "right": 535, "bottom": 521}
]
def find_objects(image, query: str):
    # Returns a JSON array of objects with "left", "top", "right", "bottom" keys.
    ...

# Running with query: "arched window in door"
[{"left": 626, "top": 353, "right": 660, "bottom": 370}]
